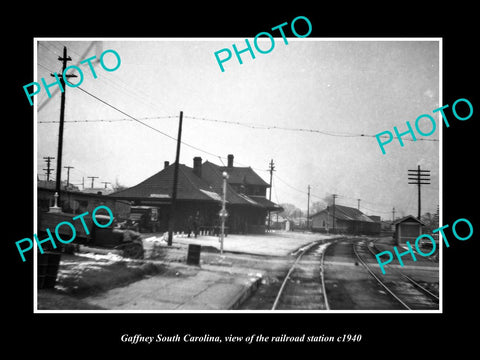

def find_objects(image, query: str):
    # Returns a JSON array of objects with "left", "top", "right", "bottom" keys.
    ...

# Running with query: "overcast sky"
[{"left": 36, "top": 38, "right": 440, "bottom": 219}]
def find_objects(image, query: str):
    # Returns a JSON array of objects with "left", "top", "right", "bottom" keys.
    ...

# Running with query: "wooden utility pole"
[
  {"left": 267, "top": 159, "right": 275, "bottom": 231},
  {"left": 101, "top": 181, "right": 111, "bottom": 189},
  {"left": 306, "top": 185, "right": 310, "bottom": 230},
  {"left": 54, "top": 46, "right": 77, "bottom": 201},
  {"left": 168, "top": 111, "right": 183, "bottom": 246},
  {"left": 88, "top": 176, "right": 99, "bottom": 189},
  {"left": 220, "top": 172, "right": 229, "bottom": 254},
  {"left": 332, "top": 194, "right": 337, "bottom": 232},
  {"left": 64, "top": 166, "right": 74, "bottom": 187},
  {"left": 408, "top": 165, "right": 431, "bottom": 220},
  {"left": 43, "top": 156, "right": 55, "bottom": 181}
]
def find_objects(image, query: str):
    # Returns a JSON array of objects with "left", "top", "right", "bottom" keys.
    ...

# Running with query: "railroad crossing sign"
[{"left": 219, "top": 209, "right": 228, "bottom": 218}]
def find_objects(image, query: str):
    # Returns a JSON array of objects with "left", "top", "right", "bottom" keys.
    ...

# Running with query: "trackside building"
[
  {"left": 392, "top": 215, "right": 425, "bottom": 245},
  {"left": 310, "top": 204, "right": 381, "bottom": 235}
]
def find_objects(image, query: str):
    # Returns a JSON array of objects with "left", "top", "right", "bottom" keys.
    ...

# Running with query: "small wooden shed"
[{"left": 393, "top": 215, "right": 425, "bottom": 245}]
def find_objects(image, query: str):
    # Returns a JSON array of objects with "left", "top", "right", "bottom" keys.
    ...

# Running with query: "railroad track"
[
  {"left": 271, "top": 240, "right": 330, "bottom": 310},
  {"left": 369, "top": 242, "right": 440, "bottom": 300},
  {"left": 353, "top": 241, "right": 439, "bottom": 310}
]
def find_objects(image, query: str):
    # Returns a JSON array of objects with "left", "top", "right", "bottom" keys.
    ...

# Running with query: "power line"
[
  {"left": 51, "top": 41, "right": 170, "bottom": 116},
  {"left": 74, "top": 86, "right": 224, "bottom": 159},
  {"left": 273, "top": 173, "right": 396, "bottom": 215},
  {"left": 358, "top": 204, "right": 393, "bottom": 215},
  {"left": 35, "top": 62, "right": 435, "bottom": 215},
  {"left": 273, "top": 173, "right": 327, "bottom": 204},
  {"left": 37, "top": 112, "right": 439, "bottom": 142},
  {"left": 183, "top": 115, "right": 439, "bottom": 142},
  {"left": 273, "top": 173, "right": 307, "bottom": 195},
  {"left": 39, "top": 43, "right": 61, "bottom": 58},
  {"left": 37, "top": 77, "right": 264, "bottom": 172},
  {"left": 38, "top": 115, "right": 178, "bottom": 123}
]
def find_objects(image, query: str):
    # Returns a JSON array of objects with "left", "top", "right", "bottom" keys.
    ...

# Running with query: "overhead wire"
[
  {"left": 74, "top": 85, "right": 224, "bottom": 160},
  {"left": 183, "top": 115, "right": 439, "bottom": 142},
  {"left": 54, "top": 41, "right": 169, "bottom": 115},
  {"left": 36, "top": 44, "right": 435, "bottom": 214},
  {"left": 37, "top": 41, "right": 165, "bottom": 114},
  {"left": 36, "top": 81, "right": 404, "bottom": 216},
  {"left": 39, "top": 111, "right": 440, "bottom": 142}
]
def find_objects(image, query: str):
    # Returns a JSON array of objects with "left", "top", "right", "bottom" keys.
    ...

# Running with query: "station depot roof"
[
  {"left": 109, "top": 159, "right": 281, "bottom": 210},
  {"left": 109, "top": 164, "right": 220, "bottom": 202}
]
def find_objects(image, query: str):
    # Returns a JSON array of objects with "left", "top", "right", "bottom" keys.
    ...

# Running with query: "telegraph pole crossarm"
[
  {"left": 87, "top": 176, "right": 99, "bottom": 189},
  {"left": 407, "top": 165, "right": 431, "bottom": 219},
  {"left": 43, "top": 156, "right": 55, "bottom": 181}
]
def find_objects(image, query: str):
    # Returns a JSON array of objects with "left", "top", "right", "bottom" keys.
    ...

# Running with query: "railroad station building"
[{"left": 109, "top": 154, "right": 282, "bottom": 234}]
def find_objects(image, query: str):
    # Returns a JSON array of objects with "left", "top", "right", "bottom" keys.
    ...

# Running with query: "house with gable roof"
[
  {"left": 310, "top": 204, "right": 381, "bottom": 235},
  {"left": 109, "top": 154, "right": 282, "bottom": 234}
]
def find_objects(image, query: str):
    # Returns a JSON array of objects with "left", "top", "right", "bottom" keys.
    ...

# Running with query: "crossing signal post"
[{"left": 408, "top": 165, "right": 431, "bottom": 220}]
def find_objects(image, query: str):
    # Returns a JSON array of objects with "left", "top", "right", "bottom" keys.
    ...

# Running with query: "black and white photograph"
[{"left": 33, "top": 38, "right": 441, "bottom": 313}]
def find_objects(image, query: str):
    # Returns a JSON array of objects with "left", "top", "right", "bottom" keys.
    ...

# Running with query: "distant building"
[
  {"left": 393, "top": 215, "right": 425, "bottom": 245},
  {"left": 269, "top": 214, "right": 294, "bottom": 231},
  {"left": 109, "top": 154, "right": 282, "bottom": 234},
  {"left": 37, "top": 186, "right": 131, "bottom": 220},
  {"left": 81, "top": 187, "right": 115, "bottom": 195},
  {"left": 310, "top": 204, "right": 380, "bottom": 235}
]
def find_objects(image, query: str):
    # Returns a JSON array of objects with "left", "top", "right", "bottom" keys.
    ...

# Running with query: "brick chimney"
[
  {"left": 164, "top": 161, "right": 170, "bottom": 169},
  {"left": 193, "top": 157, "right": 202, "bottom": 177},
  {"left": 227, "top": 154, "right": 234, "bottom": 168}
]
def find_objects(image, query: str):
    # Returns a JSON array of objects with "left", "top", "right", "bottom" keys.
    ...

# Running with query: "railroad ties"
[
  {"left": 353, "top": 241, "right": 439, "bottom": 310},
  {"left": 253, "top": 237, "right": 438, "bottom": 311},
  {"left": 272, "top": 241, "right": 330, "bottom": 310},
  {"left": 321, "top": 238, "right": 439, "bottom": 311}
]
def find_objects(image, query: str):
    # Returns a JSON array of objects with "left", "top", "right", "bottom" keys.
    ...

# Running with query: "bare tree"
[
  {"left": 112, "top": 177, "right": 128, "bottom": 192},
  {"left": 310, "top": 201, "right": 325, "bottom": 215}
]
